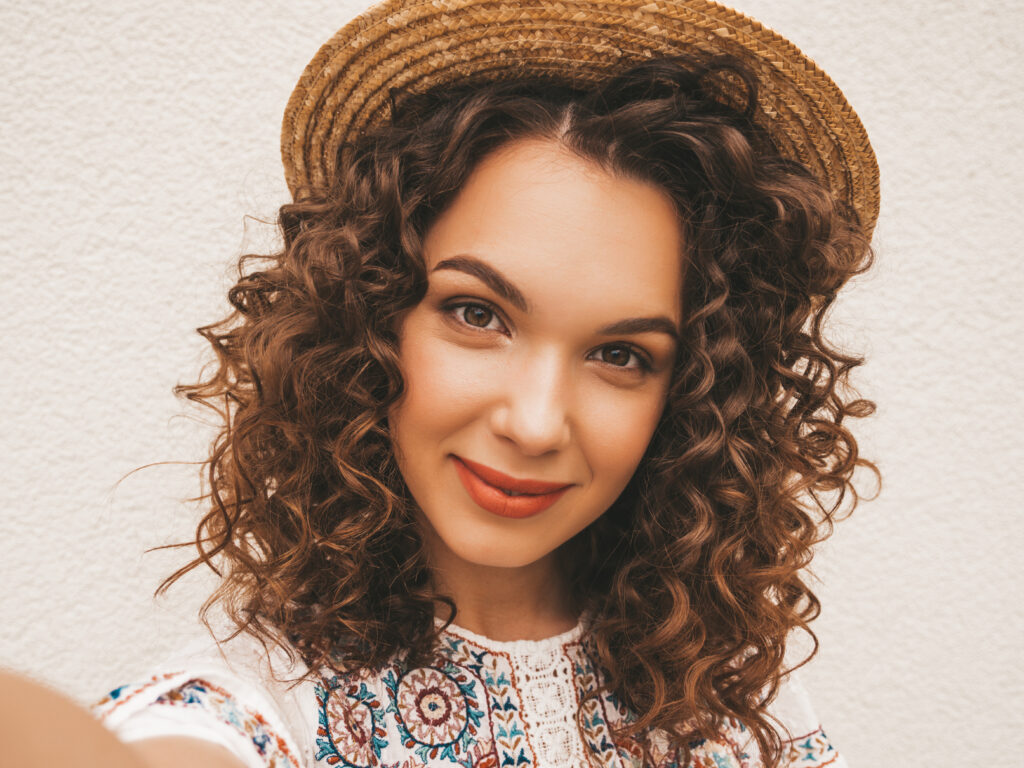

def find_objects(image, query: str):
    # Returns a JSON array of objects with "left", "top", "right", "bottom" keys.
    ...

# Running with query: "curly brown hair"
[{"left": 158, "top": 54, "right": 880, "bottom": 767}]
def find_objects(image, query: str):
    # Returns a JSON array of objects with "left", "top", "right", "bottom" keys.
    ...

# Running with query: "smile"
[{"left": 451, "top": 456, "right": 572, "bottom": 519}]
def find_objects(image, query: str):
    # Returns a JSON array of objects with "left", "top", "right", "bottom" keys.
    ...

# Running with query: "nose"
[{"left": 489, "top": 346, "right": 572, "bottom": 456}]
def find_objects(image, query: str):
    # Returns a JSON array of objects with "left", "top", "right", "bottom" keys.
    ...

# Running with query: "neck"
[{"left": 422, "top": 525, "right": 579, "bottom": 642}]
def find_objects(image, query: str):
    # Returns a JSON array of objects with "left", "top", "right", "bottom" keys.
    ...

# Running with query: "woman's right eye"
[{"left": 442, "top": 301, "right": 508, "bottom": 334}]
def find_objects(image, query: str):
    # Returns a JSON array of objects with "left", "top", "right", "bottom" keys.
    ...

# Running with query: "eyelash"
[{"left": 441, "top": 300, "right": 654, "bottom": 374}]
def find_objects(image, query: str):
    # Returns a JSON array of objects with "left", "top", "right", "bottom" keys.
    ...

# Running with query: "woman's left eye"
[{"left": 592, "top": 344, "right": 653, "bottom": 373}]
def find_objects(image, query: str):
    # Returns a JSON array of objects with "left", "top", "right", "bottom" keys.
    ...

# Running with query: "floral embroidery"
[
  {"left": 94, "top": 673, "right": 300, "bottom": 767},
  {"left": 437, "top": 632, "right": 533, "bottom": 767},
  {"left": 315, "top": 677, "right": 389, "bottom": 767},
  {"left": 564, "top": 640, "right": 619, "bottom": 767},
  {"left": 96, "top": 628, "right": 843, "bottom": 767},
  {"left": 153, "top": 679, "right": 300, "bottom": 768},
  {"left": 396, "top": 667, "right": 470, "bottom": 743},
  {"left": 784, "top": 726, "right": 839, "bottom": 766},
  {"left": 384, "top": 655, "right": 488, "bottom": 765},
  {"left": 92, "top": 672, "right": 183, "bottom": 719}
]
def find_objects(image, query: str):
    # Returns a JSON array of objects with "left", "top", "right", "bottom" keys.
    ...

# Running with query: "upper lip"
[{"left": 454, "top": 455, "right": 573, "bottom": 495}]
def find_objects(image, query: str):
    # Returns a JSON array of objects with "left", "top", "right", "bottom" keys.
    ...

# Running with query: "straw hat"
[{"left": 282, "top": 0, "right": 880, "bottom": 238}]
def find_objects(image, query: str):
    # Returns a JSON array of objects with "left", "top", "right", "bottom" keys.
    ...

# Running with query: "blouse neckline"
[{"left": 434, "top": 614, "right": 588, "bottom": 656}]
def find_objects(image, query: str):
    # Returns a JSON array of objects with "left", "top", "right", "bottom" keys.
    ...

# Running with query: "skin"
[{"left": 388, "top": 137, "right": 685, "bottom": 641}]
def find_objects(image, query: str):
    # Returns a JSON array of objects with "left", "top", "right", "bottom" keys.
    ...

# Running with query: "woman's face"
[{"left": 388, "top": 137, "right": 684, "bottom": 571}]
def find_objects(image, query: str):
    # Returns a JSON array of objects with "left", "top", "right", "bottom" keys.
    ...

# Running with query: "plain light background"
[{"left": 1, "top": 1, "right": 1021, "bottom": 766}]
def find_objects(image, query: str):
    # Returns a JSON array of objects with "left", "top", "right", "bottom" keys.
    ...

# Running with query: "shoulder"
[
  {"left": 733, "top": 669, "right": 849, "bottom": 768},
  {"left": 767, "top": 670, "right": 848, "bottom": 768},
  {"left": 92, "top": 628, "right": 314, "bottom": 768}
]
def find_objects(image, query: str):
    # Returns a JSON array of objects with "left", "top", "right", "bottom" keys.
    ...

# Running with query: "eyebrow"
[{"left": 431, "top": 254, "right": 680, "bottom": 341}]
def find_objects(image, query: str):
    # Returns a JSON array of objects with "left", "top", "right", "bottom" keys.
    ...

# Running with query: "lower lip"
[{"left": 452, "top": 457, "right": 570, "bottom": 519}]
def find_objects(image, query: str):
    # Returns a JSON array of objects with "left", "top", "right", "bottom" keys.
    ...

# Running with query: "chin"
[{"left": 441, "top": 528, "right": 555, "bottom": 570}]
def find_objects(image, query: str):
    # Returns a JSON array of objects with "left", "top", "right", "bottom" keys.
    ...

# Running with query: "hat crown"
[{"left": 281, "top": 0, "right": 879, "bottom": 238}]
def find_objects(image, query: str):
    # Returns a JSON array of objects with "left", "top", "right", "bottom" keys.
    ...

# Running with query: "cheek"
[
  {"left": 577, "top": 388, "right": 665, "bottom": 487},
  {"left": 389, "top": 324, "right": 502, "bottom": 447}
]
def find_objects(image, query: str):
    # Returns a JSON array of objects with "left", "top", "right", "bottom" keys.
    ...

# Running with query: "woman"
[{"left": 1, "top": 1, "right": 879, "bottom": 766}]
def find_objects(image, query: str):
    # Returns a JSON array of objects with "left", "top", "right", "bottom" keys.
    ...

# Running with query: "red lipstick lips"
[{"left": 452, "top": 455, "right": 572, "bottom": 519}]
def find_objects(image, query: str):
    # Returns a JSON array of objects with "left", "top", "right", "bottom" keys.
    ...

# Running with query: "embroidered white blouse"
[{"left": 92, "top": 618, "right": 847, "bottom": 768}]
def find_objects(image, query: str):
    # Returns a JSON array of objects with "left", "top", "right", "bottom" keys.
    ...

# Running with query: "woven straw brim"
[{"left": 282, "top": 0, "right": 880, "bottom": 238}]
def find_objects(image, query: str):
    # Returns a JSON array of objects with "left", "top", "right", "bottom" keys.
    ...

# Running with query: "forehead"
[{"left": 422, "top": 139, "right": 685, "bottom": 324}]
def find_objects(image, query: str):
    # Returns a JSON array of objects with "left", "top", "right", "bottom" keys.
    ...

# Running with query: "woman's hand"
[{"left": 0, "top": 667, "right": 245, "bottom": 768}]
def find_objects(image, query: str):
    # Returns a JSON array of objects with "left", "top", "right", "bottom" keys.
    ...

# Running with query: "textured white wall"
[{"left": 1, "top": 1, "right": 1021, "bottom": 766}]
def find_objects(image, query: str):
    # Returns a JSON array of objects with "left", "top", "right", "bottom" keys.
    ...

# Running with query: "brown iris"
[
  {"left": 463, "top": 305, "right": 492, "bottom": 327},
  {"left": 601, "top": 345, "right": 631, "bottom": 366}
]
